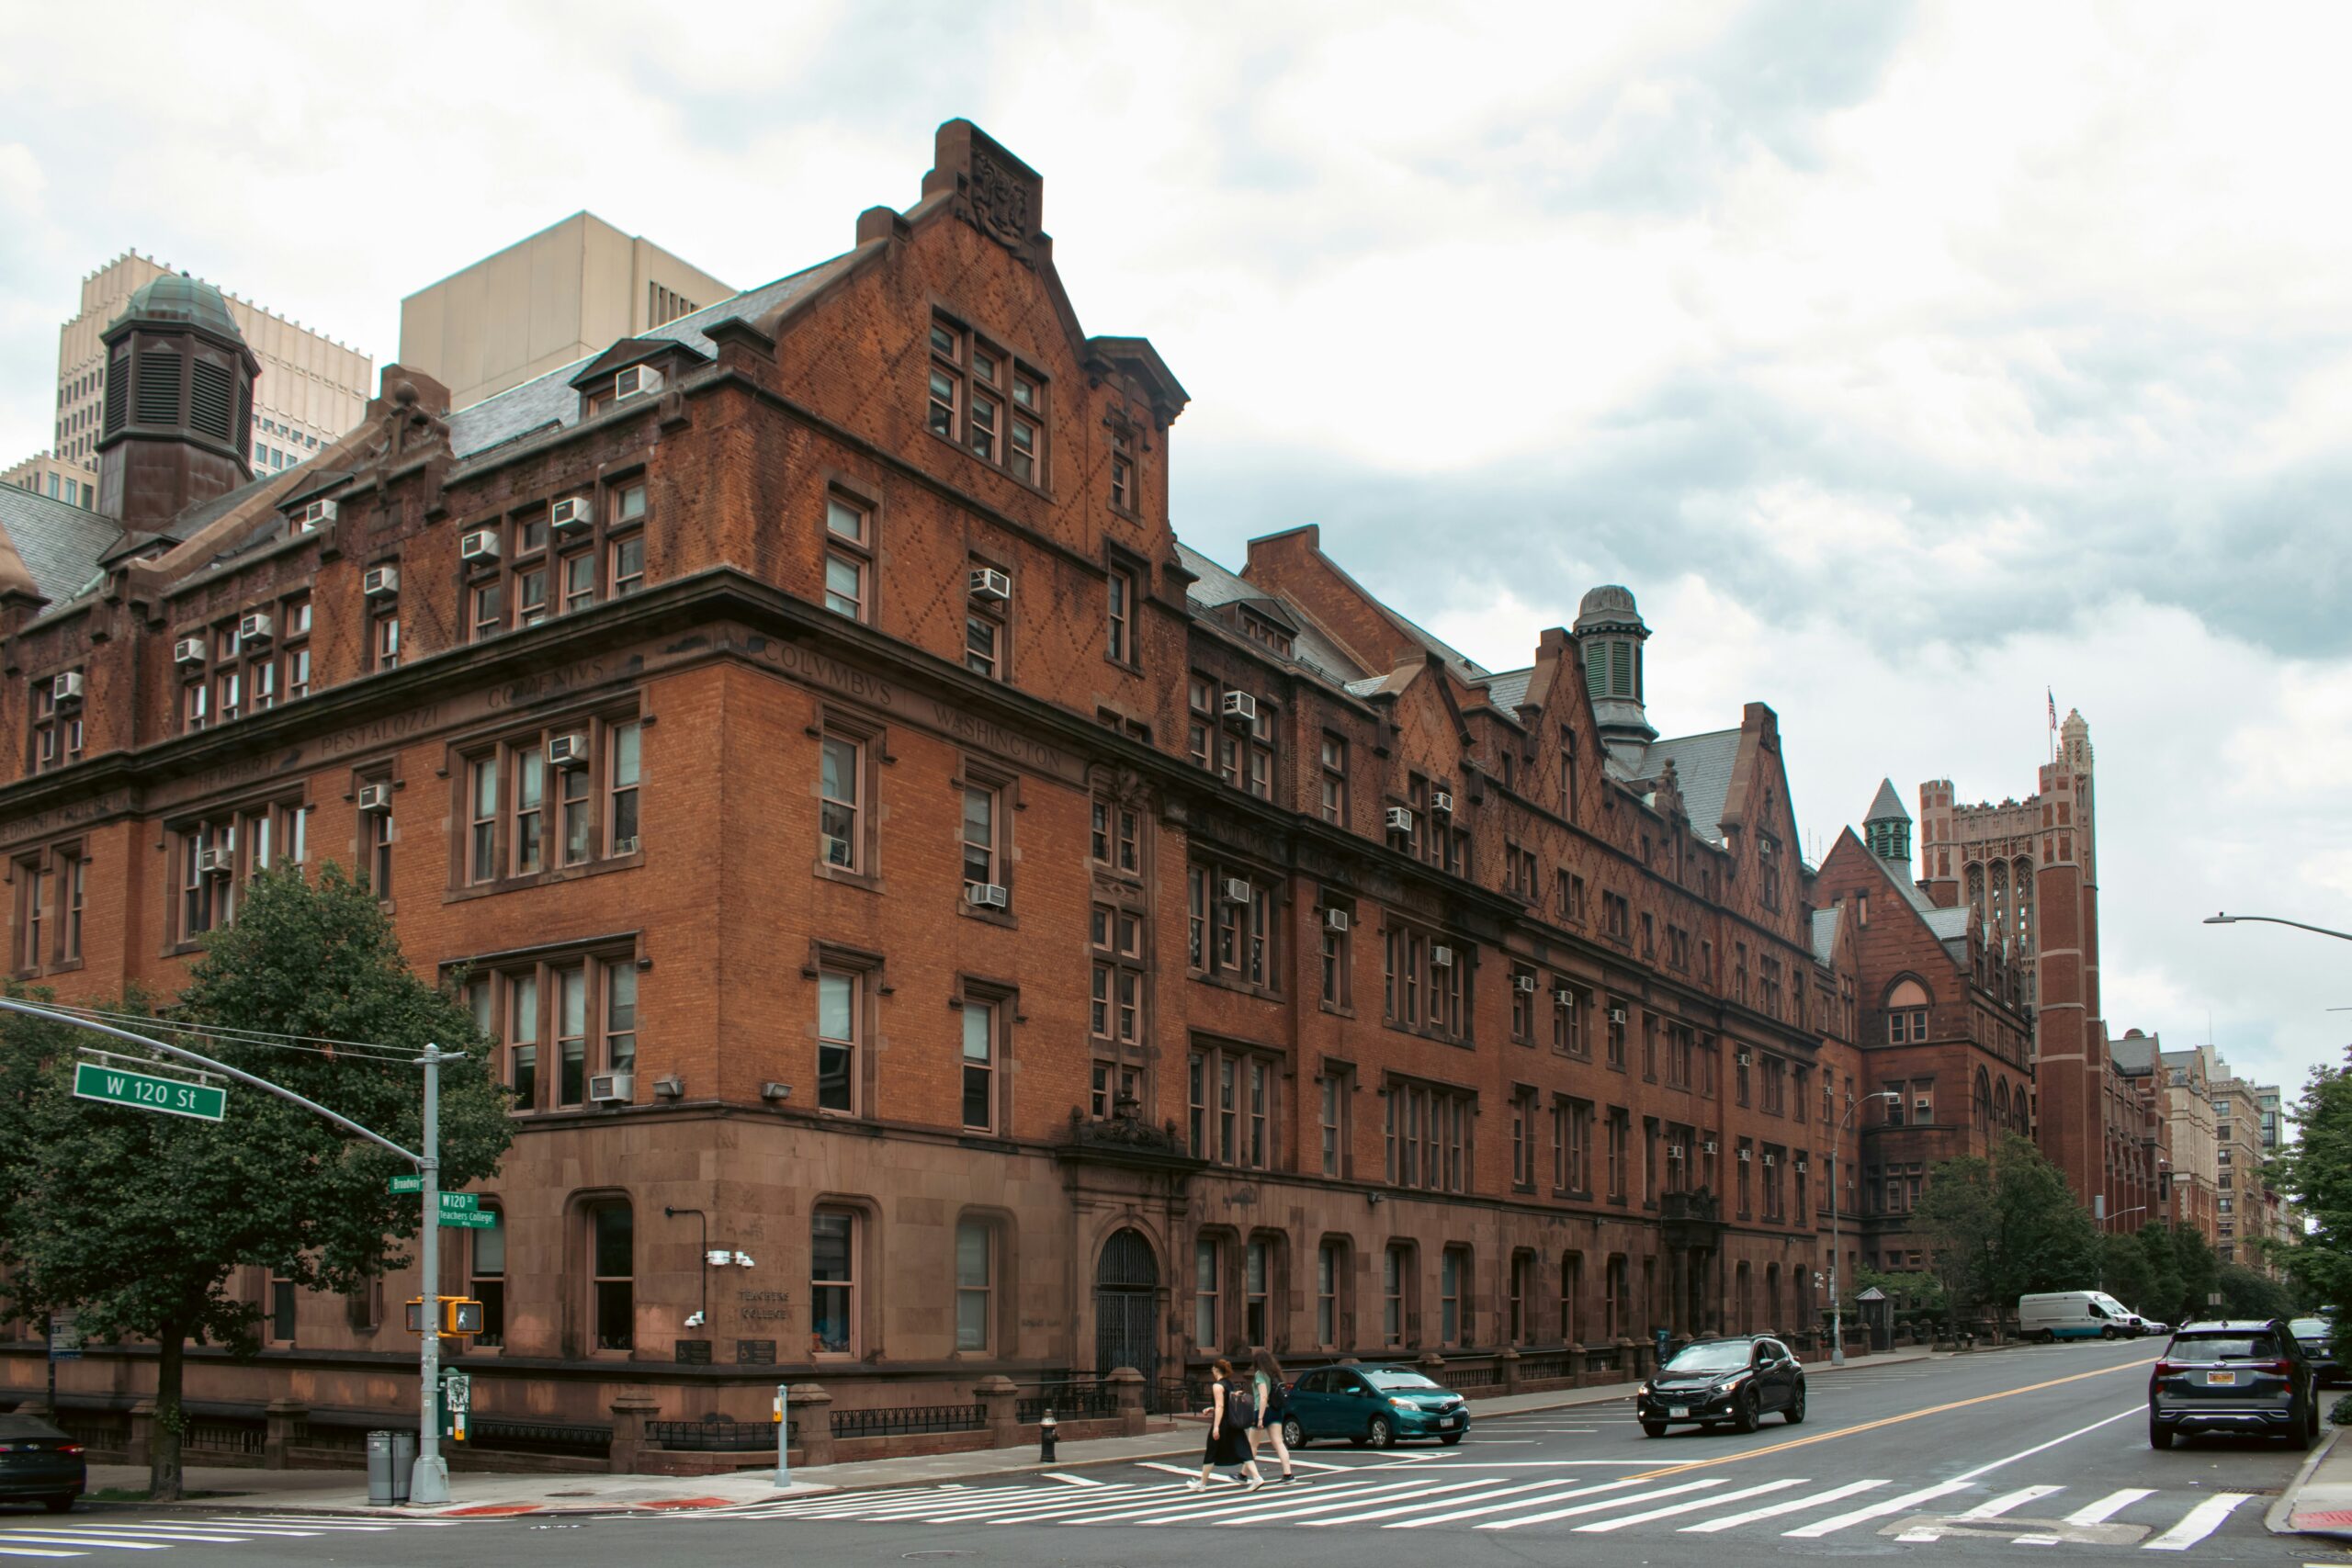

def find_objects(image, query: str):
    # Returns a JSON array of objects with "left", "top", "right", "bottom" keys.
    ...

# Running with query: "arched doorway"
[{"left": 1094, "top": 1228, "right": 1159, "bottom": 1391}]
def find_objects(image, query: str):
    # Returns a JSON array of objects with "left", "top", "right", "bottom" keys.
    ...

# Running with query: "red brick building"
[
  {"left": 1813, "top": 784, "right": 2034, "bottom": 1272},
  {"left": 0, "top": 121, "right": 1865, "bottom": 1438}
]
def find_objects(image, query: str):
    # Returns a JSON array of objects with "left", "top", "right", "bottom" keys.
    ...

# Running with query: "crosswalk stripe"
[
  {"left": 2143, "top": 1492, "right": 2256, "bottom": 1551},
  {"left": 1388, "top": 1476, "right": 1650, "bottom": 1529},
  {"left": 0, "top": 1548, "right": 84, "bottom": 1560},
  {"left": 1044, "top": 1472, "right": 1103, "bottom": 1487},
  {"left": 1781, "top": 1479, "right": 1973, "bottom": 1537},
  {"left": 1477, "top": 1478, "right": 1727, "bottom": 1531},
  {"left": 2064, "top": 1487, "right": 2154, "bottom": 1527},
  {"left": 1956, "top": 1484, "right": 2065, "bottom": 1520},
  {"left": 1203, "top": 1478, "right": 1496, "bottom": 1526},
  {"left": 1679, "top": 1479, "right": 1889, "bottom": 1533},
  {"left": 1306, "top": 1478, "right": 1565, "bottom": 1526},
  {"left": 1573, "top": 1478, "right": 1810, "bottom": 1532},
  {"left": 842, "top": 1483, "right": 1167, "bottom": 1523},
  {"left": 941, "top": 1481, "right": 1280, "bottom": 1525},
  {"left": 0, "top": 1540, "right": 164, "bottom": 1553},
  {"left": 1101, "top": 1477, "right": 1442, "bottom": 1527},
  {"left": 24, "top": 1531, "right": 254, "bottom": 1544}
]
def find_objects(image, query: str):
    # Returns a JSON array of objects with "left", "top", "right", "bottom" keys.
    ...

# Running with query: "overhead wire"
[{"left": 23, "top": 999, "right": 433, "bottom": 1066}]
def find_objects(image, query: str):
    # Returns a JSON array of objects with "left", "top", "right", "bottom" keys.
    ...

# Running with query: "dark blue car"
[{"left": 1276, "top": 1364, "right": 1471, "bottom": 1450}]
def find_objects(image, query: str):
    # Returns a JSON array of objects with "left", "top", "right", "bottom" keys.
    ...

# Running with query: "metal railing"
[
  {"left": 647, "top": 1416, "right": 775, "bottom": 1452},
  {"left": 467, "top": 1417, "right": 612, "bottom": 1457},
  {"left": 830, "top": 1404, "right": 987, "bottom": 1439},
  {"left": 1014, "top": 1380, "right": 1122, "bottom": 1424},
  {"left": 183, "top": 1418, "right": 264, "bottom": 1457}
]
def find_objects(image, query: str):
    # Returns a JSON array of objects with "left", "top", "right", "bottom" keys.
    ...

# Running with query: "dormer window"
[
  {"left": 288, "top": 497, "right": 336, "bottom": 535},
  {"left": 1238, "top": 610, "right": 1293, "bottom": 658},
  {"left": 927, "top": 314, "right": 1046, "bottom": 486},
  {"left": 586, "top": 364, "right": 663, "bottom": 418}
]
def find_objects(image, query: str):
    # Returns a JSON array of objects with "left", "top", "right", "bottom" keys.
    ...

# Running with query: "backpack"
[{"left": 1222, "top": 1378, "right": 1256, "bottom": 1429}]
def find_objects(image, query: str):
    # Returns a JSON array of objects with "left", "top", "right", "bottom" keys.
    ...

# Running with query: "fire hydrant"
[{"left": 1039, "top": 1410, "right": 1058, "bottom": 1462}]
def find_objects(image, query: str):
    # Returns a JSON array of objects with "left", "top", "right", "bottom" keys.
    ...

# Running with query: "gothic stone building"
[{"left": 0, "top": 122, "right": 1865, "bottom": 1432}]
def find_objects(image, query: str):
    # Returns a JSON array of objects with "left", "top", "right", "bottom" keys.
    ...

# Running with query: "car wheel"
[
  {"left": 1440, "top": 1434, "right": 1463, "bottom": 1446},
  {"left": 41, "top": 1495, "right": 73, "bottom": 1515},
  {"left": 2149, "top": 1415, "right": 2174, "bottom": 1450},
  {"left": 1281, "top": 1416, "right": 1306, "bottom": 1450},
  {"left": 1642, "top": 1420, "right": 1668, "bottom": 1438},
  {"left": 2101, "top": 1326, "right": 2118, "bottom": 1340},
  {"left": 2294, "top": 1398, "right": 2321, "bottom": 1449},
  {"left": 1367, "top": 1415, "right": 1396, "bottom": 1450},
  {"left": 2038, "top": 1330, "right": 2055, "bottom": 1345},
  {"left": 1732, "top": 1391, "right": 1759, "bottom": 1434},
  {"left": 1784, "top": 1383, "right": 1806, "bottom": 1426}
]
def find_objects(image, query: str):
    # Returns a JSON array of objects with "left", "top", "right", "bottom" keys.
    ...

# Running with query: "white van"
[{"left": 2018, "top": 1291, "right": 2153, "bottom": 1341}]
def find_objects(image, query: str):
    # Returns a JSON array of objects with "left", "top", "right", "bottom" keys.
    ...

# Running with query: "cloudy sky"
[{"left": 4, "top": 2, "right": 2346, "bottom": 1104}]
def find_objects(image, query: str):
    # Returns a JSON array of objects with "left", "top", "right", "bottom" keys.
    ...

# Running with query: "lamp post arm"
[{"left": 2206, "top": 913, "right": 2352, "bottom": 943}]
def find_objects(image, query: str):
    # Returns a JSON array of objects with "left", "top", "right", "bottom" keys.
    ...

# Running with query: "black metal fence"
[
  {"left": 183, "top": 1417, "right": 263, "bottom": 1458},
  {"left": 830, "top": 1403, "right": 987, "bottom": 1439},
  {"left": 647, "top": 1416, "right": 775, "bottom": 1452},
  {"left": 1148, "top": 1375, "right": 1215, "bottom": 1416},
  {"left": 1014, "top": 1380, "right": 1122, "bottom": 1424},
  {"left": 468, "top": 1417, "right": 613, "bottom": 1458}
]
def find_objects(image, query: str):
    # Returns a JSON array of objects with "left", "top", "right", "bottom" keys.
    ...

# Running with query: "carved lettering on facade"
[{"left": 315, "top": 705, "right": 445, "bottom": 759}]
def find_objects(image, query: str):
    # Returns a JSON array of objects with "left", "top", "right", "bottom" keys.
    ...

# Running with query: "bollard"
[{"left": 1039, "top": 1410, "right": 1058, "bottom": 1463}]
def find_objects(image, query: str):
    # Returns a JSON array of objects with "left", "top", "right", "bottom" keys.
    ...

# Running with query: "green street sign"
[
  {"left": 438, "top": 1210, "right": 497, "bottom": 1230},
  {"left": 73, "top": 1061, "right": 226, "bottom": 1122},
  {"left": 389, "top": 1174, "right": 424, "bottom": 1194},
  {"left": 439, "top": 1191, "right": 479, "bottom": 1213}
]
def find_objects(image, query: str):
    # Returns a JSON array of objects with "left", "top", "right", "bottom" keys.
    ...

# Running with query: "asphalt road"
[{"left": 1, "top": 1339, "right": 2341, "bottom": 1565}]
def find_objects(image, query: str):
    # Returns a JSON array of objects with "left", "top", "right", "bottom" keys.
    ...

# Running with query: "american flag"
[{"left": 2048, "top": 688, "right": 2056, "bottom": 730}]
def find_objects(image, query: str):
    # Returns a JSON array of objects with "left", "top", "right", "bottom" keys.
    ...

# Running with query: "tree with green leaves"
[
  {"left": 2267, "top": 1053, "right": 2352, "bottom": 1355},
  {"left": 0, "top": 863, "right": 509, "bottom": 1499},
  {"left": 1911, "top": 1133, "right": 2100, "bottom": 1331}
]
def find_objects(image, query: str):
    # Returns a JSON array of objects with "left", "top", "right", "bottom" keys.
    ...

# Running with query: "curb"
[{"left": 2267, "top": 1424, "right": 2345, "bottom": 1537}]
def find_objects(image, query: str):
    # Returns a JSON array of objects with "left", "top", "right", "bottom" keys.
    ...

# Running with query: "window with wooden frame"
[
  {"left": 1555, "top": 1097, "right": 1594, "bottom": 1193},
  {"left": 459, "top": 948, "right": 638, "bottom": 1113},
  {"left": 1186, "top": 863, "right": 1278, "bottom": 992},
  {"left": 1510, "top": 1089, "right": 1535, "bottom": 1188},
  {"left": 958, "top": 771, "right": 1011, "bottom": 909},
  {"left": 964, "top": 555, "right": 1011, "bottom": 680},
  {"left": 816, "top": 965, "right": 863, "bottom": 1115},
  {"left": 1089, "top": 902, "right": 1145, "bottom": 1069},
  {"left": 823, "top": 491, "right": 872, "bottom": 622},
  {"left": 1193, "top": 1235, "right": 1226, "bottom": 1351},
  {"left": 1108, "top": 422, "right": 1138, "bottom": 515},
  {"left": 1102, "top": 565, "right": 1136, "bottom": 667},
  {"left": 1604, "top": 997, "right": 1627, "bottom": 1069},
  {"left": 1510, "top": 964, "right": 1536, "bottom": 1043},
  {"left": 1317, "top": 733, "right": 1347, "bottom": 825},
  {"left": 1557, "top": 870, "right": 1587, "bottom": 923},
  {"left": 1317, "top": 896, "right": 1352, "bottom": 1011},
  {"left": 955, "top": 1217, "right": 996, "bottom": 1352},
  {"left": 587, "top": 1200, "right": 634, "bottom": 1350},
  {"left": 1439, "top": 1246, "right": 1470, "bottom": 1348},
  {"left": 1319, "top": 1067, "right": 1351, "bottom": 1177},
  {"left": 1089, "top": 795, "right": 1140, "bottom": 875},
  {"left": 1317, "top": 1239, "right": 1346, "bottom": 1348},
  {"left": 457, "top": 715, "right": 641, "bottom": 888},
  {"left": 1383, "top": 1078, "right": 1473, "bottom": 1193},
  {"left": 1552, "top": 977, "right": 1586, "bottom": 1057},
  {"left": 928, "top": 314, "right": 1046, "bottom": 485},
  {"left": 1185, "top": 675, "right": 1273, "bottom": 797},
  {"left": 1188, "top": 1042, "right": 1275, "bottom": 1170},
  {"left": 12, "top": 856, "right": 46, "bottom": 975},
  {"left": 1642, "top": 1012, "right": 1658, "bottom": 1081},
  {"left": 1558, "top": 729, "right": 1577, "bottom": 822},
  {"left": 957, "top": 987, "right": 1009, "bottom": 1133},
  {"left": 29, "top": 672, "right": 85, "bottom": 773},
  {"left": 1383, "top": 1244, "right": 1411, "bottom": 1348},
  {"left": 469, "top": 1212, "right": 506, "bottom": 1348},
  {"left": 1605, "top": 1108, "right": 1630, "bottom": 1201},
  {"left": 1602, "top": 891, "right": 1629, "bottom": 941},
  {"left": 817, "top": 720, "right": 872, "bottom": 875}
]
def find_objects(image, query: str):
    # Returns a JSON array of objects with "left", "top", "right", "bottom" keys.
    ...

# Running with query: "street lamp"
[
  {"left": 2097, "top": 1205, "right": 2147, "bottom": 1293},
  {"left": 2204, "top": 912, "right": 2352, "bottom": 942},
  {"left": 1831, "top": 1090, "right": 1903, "bottom": 1368}
]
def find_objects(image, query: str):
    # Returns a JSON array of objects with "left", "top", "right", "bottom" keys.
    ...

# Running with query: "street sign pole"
[
  {"left": 775, "top": 1382, "right": 789, "bottom": 1486},
  {"left": 413, "top": 1044, "right": 450, "bottom": 1507}
]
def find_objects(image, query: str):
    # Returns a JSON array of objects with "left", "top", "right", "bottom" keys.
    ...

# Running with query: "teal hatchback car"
[{"left": 1277, "top": 1364, "right": 1471, "bottom": 1450}]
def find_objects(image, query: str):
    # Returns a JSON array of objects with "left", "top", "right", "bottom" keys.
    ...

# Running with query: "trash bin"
[
  {"left": 391, "top": 1429, "right": 415, "bottom": 1500},
  {"left": 366, "top": 1430, "right": 403, "bottom": 1506}
]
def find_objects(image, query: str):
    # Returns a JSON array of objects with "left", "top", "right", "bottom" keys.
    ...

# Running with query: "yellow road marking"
[{"left": 1628, "top": 1356, "right": 2157, "bottom": 1481}]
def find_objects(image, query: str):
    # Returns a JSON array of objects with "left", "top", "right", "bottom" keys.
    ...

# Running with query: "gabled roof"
[
  {"left": 0, "top": 487, "right": 119, "bottom": 604},
  {"left": 1627, "top": 728, "right": 1742, "bottom": 844},
  {"left": 1175, "top": 542, "right": 1365, "bottom": 687},
  {"left": 1482, "top": 667, "right": 1533, "bottom": 711}
]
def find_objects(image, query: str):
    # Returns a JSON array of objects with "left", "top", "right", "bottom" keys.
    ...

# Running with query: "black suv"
[
  {"left": 1637, "top": 1335, "right": 1807, "bottom": 1436},
  {"left": 2149, "top": 1319, "right": 2320, "bottom": 1449}
]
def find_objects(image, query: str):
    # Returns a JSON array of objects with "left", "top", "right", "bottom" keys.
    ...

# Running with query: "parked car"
[
  {"left": 1276, "top": 1364, "right": 1471, "bottom": 1450},
  {"left": 1636, "top": 1335, "right": 1807, "bottom": 1437},
  {"left": 2290, "top": 1317, "right": 2343, "bottom": 1388},
  {"left": 2149, "top": 1319, "right": 2321, "bottom": 1449},
  {"left": 2018, "top": 1291, "right": 2152, "bottom": 1340},
  {"left": 0, "top": 1416, "right": 85, "bottom": 1514}
]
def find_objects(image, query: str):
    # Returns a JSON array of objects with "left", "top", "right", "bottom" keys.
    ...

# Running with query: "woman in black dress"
[{"left": 1186, "top": 1356, "right": 1267, "bottom": 1492}]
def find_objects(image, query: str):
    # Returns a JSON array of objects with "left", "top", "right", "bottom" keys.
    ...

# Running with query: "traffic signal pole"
[{"left": 0, "top": 998, "right": 457, "bottom": 1508}]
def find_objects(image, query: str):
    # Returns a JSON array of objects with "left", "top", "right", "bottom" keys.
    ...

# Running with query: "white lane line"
[
  {"left": 2064, "top": 1488, "right": 2154, "bottom": 1526},
  {"left": 1469, "top": 1439, "right": 1538, "bottom": 1445},
  {"left": 240, "top": 1516, "right": 457, "bottom": 1527},
  {"left": 1204, "top": 1478, "right": 1496, "bottom": 1526},
  {"left": 1956, "top": 1484, "right": 2065, "bottom": 1521},
  {"left": 1306, "top": 1478, "right": 1566, "bottom": 1526},
  {"left": 1951, "top": 1405, "right": 2143, "bottom": 1483},
  {"left": 1680, "top": 1479, "right": 1889, "bottom": 1533},
  {"left": 1045, "top": 1472, "right": 1103, "bottom": 1487},
  {"left": 2143, "top": 1493, "right": 2256, "bottom": 1551},
  {"left": 31, "top": 1530, "right": 260, "bottom": 1543},
  {"left": 1782, "top": 1479, "right": 1973, "bottom": 1538},
  {"left": 1477, "top": 1478, "right": 1728, "bottom": 1531},
  {"left": 0, "top": 1548, "right": 84, "bottom": 1561},
  {"left": 0, "top": 1541, "right": 164, "bottom": 1554},
  {"left": 1388, "top": 1476, "right": 1650, "bottom": 1529},
  {"left": 1573, "top": 1477, "right": 1810, "bottom": 1532}
]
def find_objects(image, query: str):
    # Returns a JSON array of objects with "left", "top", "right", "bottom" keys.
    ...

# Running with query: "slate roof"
[
  {"left": 1481, "top": 668, "right": 1533, "bottom": 711},
  {"left": 1627, "top": 728, "right": 1742, "bottom": 844},
  {"left": 1812, "top": 906, "right": 1843, "bottom": 968},
  {"left": 1175, "top": 542, "right": 1365, "bottom": 687},
  {"left": 2110, "top": 1034, "right": 2160, "bottom": 1075},
  {"left": 1866, "top": 777, "right": 1908, "bottom": 822},
  {"left": 0, "top": 487, "right": 119, "bottom": 604}
]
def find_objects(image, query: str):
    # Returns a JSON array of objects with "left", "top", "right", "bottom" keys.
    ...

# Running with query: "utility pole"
[{"left": 413, "top": 1045, "right": 451, "bottom": 1506}]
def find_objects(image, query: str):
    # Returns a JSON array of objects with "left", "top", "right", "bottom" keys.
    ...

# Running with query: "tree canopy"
[
  {"left": 1911, "top": 1132, "right": 2100, "bottom": 1324},
  {"left": 0, "top": 863, "right": 509, "bottom": 1497}
]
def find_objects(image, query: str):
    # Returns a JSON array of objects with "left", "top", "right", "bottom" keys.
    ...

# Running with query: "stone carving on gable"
[
  {"left": 385, "top": 381, "right": 449, "bottom": 458},
  {"left": 971, "top": 149, "right": 1033, "bottom": 246}
]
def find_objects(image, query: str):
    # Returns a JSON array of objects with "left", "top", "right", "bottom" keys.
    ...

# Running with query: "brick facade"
[{"left": 0, "top": 120, "right": 1864, "bottom": 1435}]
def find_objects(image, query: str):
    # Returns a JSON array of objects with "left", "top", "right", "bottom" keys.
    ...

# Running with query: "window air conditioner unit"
[
  {"left": 1762, "top": 1153, "right": 1777, "bottom": 1167},
  {"left": 356, "top": 782, "right": 392, "bottom": 813},
  {"left": 612, "top": 835, "right": 640, "bottom": 855},
  {"left": 1736, "top": 1050, "right": 1753, "bottom": 1066},
  {"left": 459, "top": 528, "right": 501, "bottom": 562},
  {"left": 1432, "top": 790, "right": 1454, "bottom": 815},
  {"left": 1324, "top": 908, "right": 1351, "bottom": 932},
  {"left": 546, "top": 733, "right": 591, "bottom": 768},
  {"left": 173, "top": 636, "right": 207, "bottom": 666},
  {"left": 967, "top": 882, "right": 1009, "bottom": 909},
  {"left": 291, "top": 498, "right": 336, "bottom": 531},
  {"left": 821, "top": 834, "right": 852, "bottom": 867},
  {"left": 1385, "top": 806, "right": 1414, "bottom": 834},
  {"left": 968, "top": 568, "right": 1012, "bottom": 603},
  {"left": 237, "top": 612, "right": 273, "bottom": 643},
  {"left": 1430, "top": 944, "right": 1456, "bottom": 968},
  {"left": 1737, "top": 1148, "right": 1753, "bottom": 1163},
  {"left": 1668, "top": 1145, "right": 1686, "bottom": 1162},
  {"left": 1915, "top": 1097, "right": 1932, "bottom": 1113},
  {"left": 363, "top": 565, "right": 400, "bottom": 598},
  {"left": 1607, "top": 1007, "right": 1628, "bottom": 1025},
  {"left": 1220, "top": 877, "right": 1251, "bottom": 906},
  {"left": 1554, "top": 987, "right": 1574, "bottom": 1008},
  {"left": 51, "top": 671, "right": 82, "bottom": 705},
  {"left": 614, "top": 365, "right": 662, "bottom": 399},
  {"left": 1794, "top": 1159, "right": 1808, "bottom": 1174},
  {"left": 551, "top": 496, "right": 594, "bottom": 531},
  {"left": 1219, "top": 690, "right": 1258, "bottom": 728},
  {"left": 1702, "top": 1140, "right": 1718, "bottom": 1155},
  {"left": 1513, "top": 973, "right": 1537, "bottom": 994},
  {"left": 197, "top": 847, "right": 234, "bottom": 877},
  {"left": 588, "top": 1072, "right": 635, "bottom": 1103}
]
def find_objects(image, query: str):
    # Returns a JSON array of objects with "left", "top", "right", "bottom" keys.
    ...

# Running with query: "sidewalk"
[
  {"left": 85, "top": 1347, "right": 1939, "bottom": 1517},
  {"left": 2269, "top": 1426, "right": 2352, "bottom": 1538}
]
